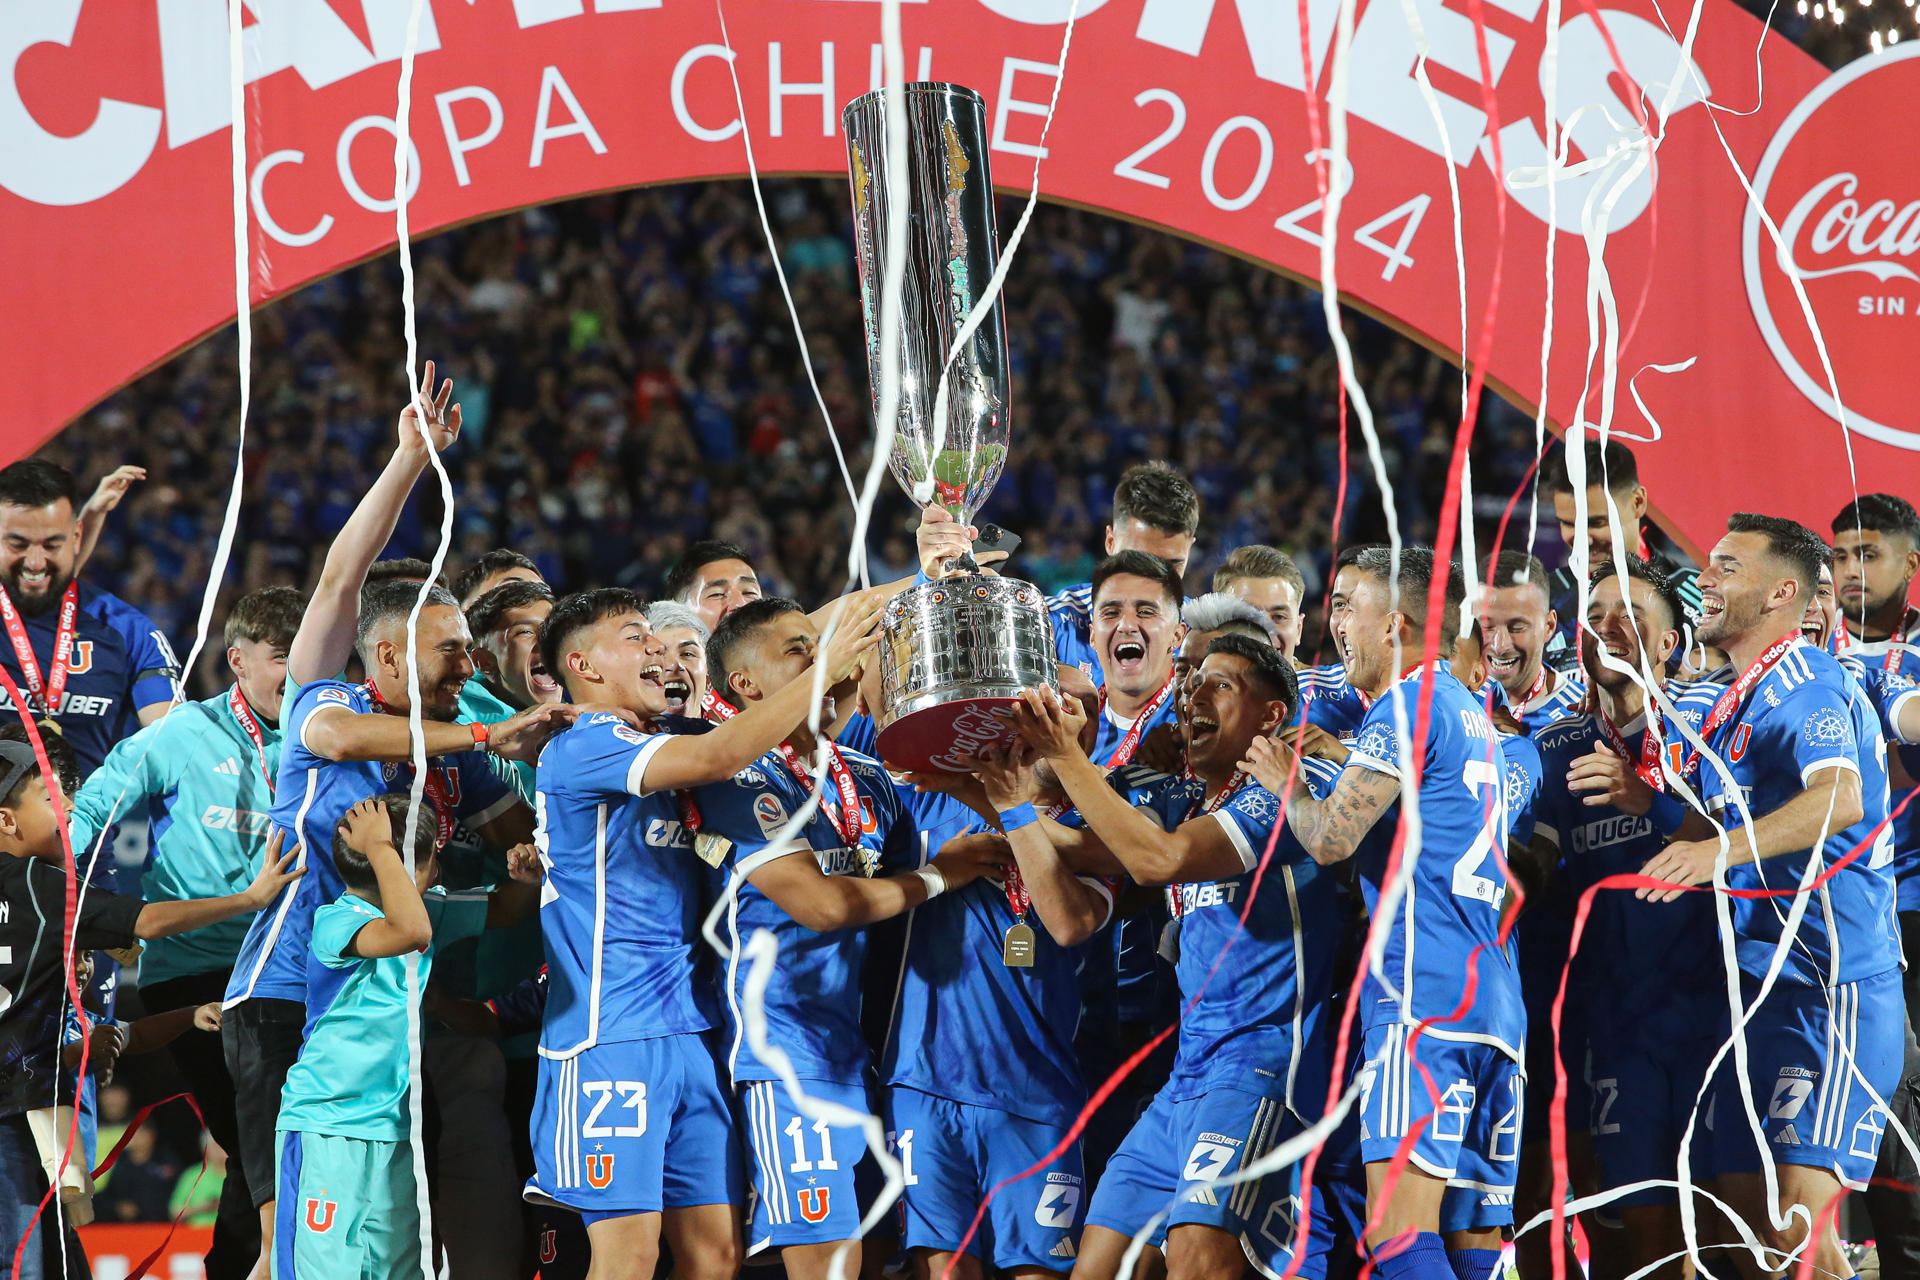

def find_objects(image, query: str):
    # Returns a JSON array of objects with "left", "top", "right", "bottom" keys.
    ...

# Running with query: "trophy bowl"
[{"left": 875, "top": 577, "right": 1058, "bottom": 773}]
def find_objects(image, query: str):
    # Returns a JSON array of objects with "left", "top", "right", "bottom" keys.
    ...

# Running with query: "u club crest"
[
  {"left": 586, "top": 1152, "right": 616, "bottom": 1189},
  {"left": 305, "top": 1198, "right": 337, "bottom": 1233}
]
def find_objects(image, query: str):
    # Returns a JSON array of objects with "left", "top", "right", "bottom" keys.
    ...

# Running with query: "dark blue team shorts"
[
  {"left": 1086, "top": 1073, "right": 1311, "bottom": 1279},
  {"left": 884, "top": 1086, "right": 1086, "bottom": 1271},
  {"left": 1703, "top": 970, "right": 1903, "bottom": 1191},
  {"left": 523, "top": 1032, "right": 743, "bottom": 1220}
]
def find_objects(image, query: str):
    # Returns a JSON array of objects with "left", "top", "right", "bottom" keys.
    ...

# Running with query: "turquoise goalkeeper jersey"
[{"left": 68, "top": 685, "right": 282, "bottom": 987}]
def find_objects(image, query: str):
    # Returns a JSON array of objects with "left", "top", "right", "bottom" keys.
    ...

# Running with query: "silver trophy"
[{"left": 844, "top": 82, "right": 1057, "bottom": 773}]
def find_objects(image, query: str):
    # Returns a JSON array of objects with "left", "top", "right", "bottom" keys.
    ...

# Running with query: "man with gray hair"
[{"left": 644, "top": 600, "right": 711, "bottom": 720}]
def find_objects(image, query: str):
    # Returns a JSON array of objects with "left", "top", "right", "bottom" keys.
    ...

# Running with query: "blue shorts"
[
  {"left": 1704, "top": 971, "right": 1902, "bottom": 1191},
  {"left": 524, "top": 1033, "right": 742, "bottom": 1217},
  {"left": 1588, "top": 1023, "right": 1718, "bottom": 1206},
  {"left": 741, "top": 1078, "right": 882, "bottom": 1252},
  {"left": 884, "top": 1087, "right": 1085, "bottom": 1271},
  {"left": 1357, "top": 1024, "right": 1521, "bottom": 1230},
  {"left": 1087, "top": 1078, "right": 1311, "bottom": 1279}
]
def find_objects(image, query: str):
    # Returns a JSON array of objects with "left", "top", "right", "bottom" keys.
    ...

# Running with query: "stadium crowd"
[{"left": 2, "top": 184, "right": 1917, "bottom": 1280}]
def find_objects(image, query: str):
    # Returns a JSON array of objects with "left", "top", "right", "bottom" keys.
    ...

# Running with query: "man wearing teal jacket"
[{"left": 68, "top": 586, "right": 302, "bottom": 1280}]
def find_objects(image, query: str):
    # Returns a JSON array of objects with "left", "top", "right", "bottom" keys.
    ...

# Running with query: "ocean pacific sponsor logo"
[{"left": 1744, "top": 46, "right": 1920, "bottom": 450}]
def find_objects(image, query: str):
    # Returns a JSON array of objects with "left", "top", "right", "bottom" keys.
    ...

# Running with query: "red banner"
[
  {"left": 1, "top": 1, "right": 1912, "bottom": 549},
  {"left": 79, "top": 1222, "right": 212, "bottom": 1275}
]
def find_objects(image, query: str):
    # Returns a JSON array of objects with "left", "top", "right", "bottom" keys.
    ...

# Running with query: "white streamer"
[{"left": 385, "top": 2, "right": 446, "bottom": 1275}]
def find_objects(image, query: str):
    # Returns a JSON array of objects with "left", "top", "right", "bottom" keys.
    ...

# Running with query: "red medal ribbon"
[
  {"left": 1677, "top": 632, "right": 1801, "bottom": 781},
  {"left": 227, "top": 685, "right": 275, "bottom": 794},
  {"left": 1835, "top": 605, "right": 1919, "bottom": 655},
  {"left": 359, "top": 680, "right": 456, "bottom": 851},
  {"left": 1594, "top": 704, "right": 1666, "bottom": 791},
  {"left": 1005, "top": 799, "right": 1074, "bottom": 918},
  {"left": 1167, "top": 770, "right": 1247, "bottom": 919},
  {"left": 702, "top": 689, "right": 737, "bottom": 722},
  {"left": 0, "top": 581, "right": 79, "bottom": 715},
  {"left": 1102, "top": 671, "right": 1178, "bottom": 769},
  {"left": 1356, "top": 661, "right": 1433, "bottom": 712},
  {"left": 776, "top": 738, "right": 864, "bottom": 850},
  {"left": 1514, "top": 663, "right": 1549, "bottom": 714}
]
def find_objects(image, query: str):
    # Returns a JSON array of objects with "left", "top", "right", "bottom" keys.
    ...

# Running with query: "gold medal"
[{"left": 1003, "top": 921, "right": 1036, "bottom": 967}]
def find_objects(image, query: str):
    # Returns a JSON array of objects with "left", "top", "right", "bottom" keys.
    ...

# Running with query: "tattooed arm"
[{"left": 1241, "top": 735, "right": 1400, "bottom": 866}]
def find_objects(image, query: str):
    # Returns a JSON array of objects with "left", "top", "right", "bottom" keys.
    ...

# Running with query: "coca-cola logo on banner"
[{"left": 1745, "top": 43, "right": 1920, "bottom": 451}]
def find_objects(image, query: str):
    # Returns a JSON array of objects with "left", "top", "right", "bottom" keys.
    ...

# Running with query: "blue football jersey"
[
  {"left": 1047, "top": 583, "right": 1101, "bottom": 682},
  {"left": 1531, "top": 692, "right": 1726, "bottom": 1041},
  {"left": 532, "top": 714, "right": 712, "bottom": 1058},
  {"left": 223, "top": 680, "right": 515, "bottom": 1005},
  {"left": 1110, "top": 760, "right": 1344, "bottom": 1106},
  {"left": 1501, "top": 730, "right": 1543, "bottom": 848},
  {"left": 1504, "top": 669, "right": 1589, "bottom": 737},
  {"left": 1342, "top": 665, "right": 1526, "bottom": 1060},
  {"left": 1702, "top": 640, "right": 1899, "bottom": 987},
  {"left": 0, "top": 583, "right": 180, "bottom": 776},
  {"left": 696, "top": 744, "right": 914, "bottom": 1086},
  {"left": 882, "top": 793, "right": 1112, "bottom": 1128},
  {"left": 1301, "top": 662, "right": 1367, "bottom": 742},
  {"left": 1841, "top": 644, "right": 1920, "bottom": 910}
]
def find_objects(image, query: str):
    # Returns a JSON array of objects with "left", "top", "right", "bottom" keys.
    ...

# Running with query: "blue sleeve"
[
  {"left": 1775, "top": 681, "right": 1862, "bottom": 786},
  {"left": 699, "top": 775, "right": 803, "bottom": 876},
  {"left": 875, "top": 783, "right": 917, "bottom": 872},
  {"left": 1210, "top": 784, "right": 1291, "bottom": 872},
  {"left": 1529, "top": 740, "right": 1570, "bottom": 849},
  {"left": 487, "top": 967, "right": 548, "bottom": 1038},
  {"left": 312, "top": 898, "right": 382, "bottom": 971},
  {"left": 545, "top": 716, "right": 676, "bottom": 801},
  {"left": 288, "top": 680, "right": 370, "bottom": 758},
  {"left": 1502, "top": 735, "right": 1543, "bottom": 847},
  {"left": 1345, "top": 702, "right": 1402, "bottom": 781},
  {"left": 108, "top": 600, "right": 181, "bottom": 711}
]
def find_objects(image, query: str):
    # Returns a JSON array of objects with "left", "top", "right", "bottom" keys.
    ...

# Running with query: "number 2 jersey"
[
  {"left": 1841, "top": 642, "right": 1920, "bottom": 911},
  {"left": 693, "top": 744, "right": 914, "bottom": 1087},
  {"left": 1108, "top": 760, "right": 1345, "bottom": 1110},
  {"left": 1702, "top": 639, "right": 1898, "bottom": 987},
  {"left": 531, "top": 713, "right": 716, "bottom": 1059},
  {"left": 1342, "top": 664, "right": 1525, "bottom": 1061}
]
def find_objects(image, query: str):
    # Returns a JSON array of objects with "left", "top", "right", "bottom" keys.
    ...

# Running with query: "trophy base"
[{"left": 876, "top": 694, "right": 1024, "bottom": 775}]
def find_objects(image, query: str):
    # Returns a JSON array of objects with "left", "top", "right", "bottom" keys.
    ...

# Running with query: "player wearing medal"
[
  {"left": 222, "top": 580, "right": 564, "bottom": 1263},
  {"left": 62, "top": 587, "right": 302, "bottom": 1278},
  {"left": 1525, "top": 557, "right": 1723, "bottom": 1280},
  {"left": 1634, "top": 514, "right": 1899, "bottom": 1279},
  {"left": 1047, "top": 465, "right": 1200, "bottom": 682},
  {"left": 1246, "top": 548, "right": 1523, "bottom": 1280},
  {"left": 1830, "top": 493, "right": 1920, "bottom": 655},
  {"left": 692, "top": 598, "right": 1002, "bottom": 1280},
  {"left": 1214, "top": 546, "right": 1308, "bottom": 662},
  {"left": 1298, "top": 545, "right": 1381, "bottom": 744},
  {"left": 879, "top": 726, "right": 1115, "bottom": 1280},
  {"left": 1008, "top": 634, "right": 1342, "bottom": 1280},
  {"left": 0, "top": 459, "right": 182, "bottom": 762},
  {"left": 526, "top": 587, "right": 883, "bottom": 1280}
]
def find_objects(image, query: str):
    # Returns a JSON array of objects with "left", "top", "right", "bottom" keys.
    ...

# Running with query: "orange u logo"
[{"left": 586, "top": 1154, "right": 615, "bottom": 1188}]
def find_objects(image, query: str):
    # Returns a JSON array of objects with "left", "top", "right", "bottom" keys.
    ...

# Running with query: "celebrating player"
[
  {"left": 526, "top": 586, "right": 882, "bottom": 1280},
  {"left": 1011, "top": 635, "right": 1341, "bottom": 1280},
  {"left": 693, "top": 598, "right": 1002, "bottom": 1280},
  {"left": 1298, "top": 545, "right": 1381, "bottom": 743},
  {"left": 642, "top": 601, "right": 711, "bottom": 719},
  {"left": 1214, "top": 545, "right": 1307, "bottom": 661},
  {"left": 1246, "top": 547, "right": 1523, "bottom": 1280},
  {"left": 664, "top": 541, "right": 765, "bottom": 635},
  {"left": 1476, "top": 551, "right": 1585, "bottom": 733},
  {"left": 1048, "top": 465, "right": 1200, "bottom": 681},
  {"left": 1637, "top": 514, "right": 1899, "bottom": 1280},
  {"left": 1830, "top": 493, "right": 1920, "bottom": 652}
]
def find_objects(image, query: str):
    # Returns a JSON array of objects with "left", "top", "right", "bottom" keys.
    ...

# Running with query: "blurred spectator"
[
  {"left": 98, "top": 1126, "right": 180, "bottom": 1224},
  {"left": 169, "top": 1136, "right": 228, "bottom": 1228}
]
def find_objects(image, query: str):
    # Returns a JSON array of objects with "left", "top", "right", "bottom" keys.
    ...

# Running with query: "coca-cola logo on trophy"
[{"left": 1744, "top": 43, "right": 1920, "bottom": 451}]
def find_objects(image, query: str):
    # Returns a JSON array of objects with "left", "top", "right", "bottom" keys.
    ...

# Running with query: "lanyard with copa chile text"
[
  {"left": 0, "top": 581, "right": 79, "bottom": 715},
  {"left": 1102, "top": 671, "right": 1177, "bottom": 768},
  {"left": 1677, "top": 632, "right": 1801, "bottom": 781},
  {"left": 227, "top": 686, "right": 275, "bottom": 794}
]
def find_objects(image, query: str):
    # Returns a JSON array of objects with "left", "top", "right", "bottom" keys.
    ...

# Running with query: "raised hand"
[
  {"left": 975, "top": 739, "right": 1039, "bottom": 811},
  {"left": 506, "top": 843, "right": 545, "bottom": 884},
  {"left": 817, "top": 593, "right": 886, "bottom": 685},
  {"left": 1566, "top": 743, "right": 1655, "bottom": 813},
  {"left": 1240, "top": 734, "right": 1301, "bottom": 797},
  {"left": 84, "top": 465, "right": 146, "bottom": 518},
  {"left": 397, "top": 359, "right": 463, "bottom": 456},
  {"left": 1280, "top": 722, "right": 1349, "bottom": 765}
]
